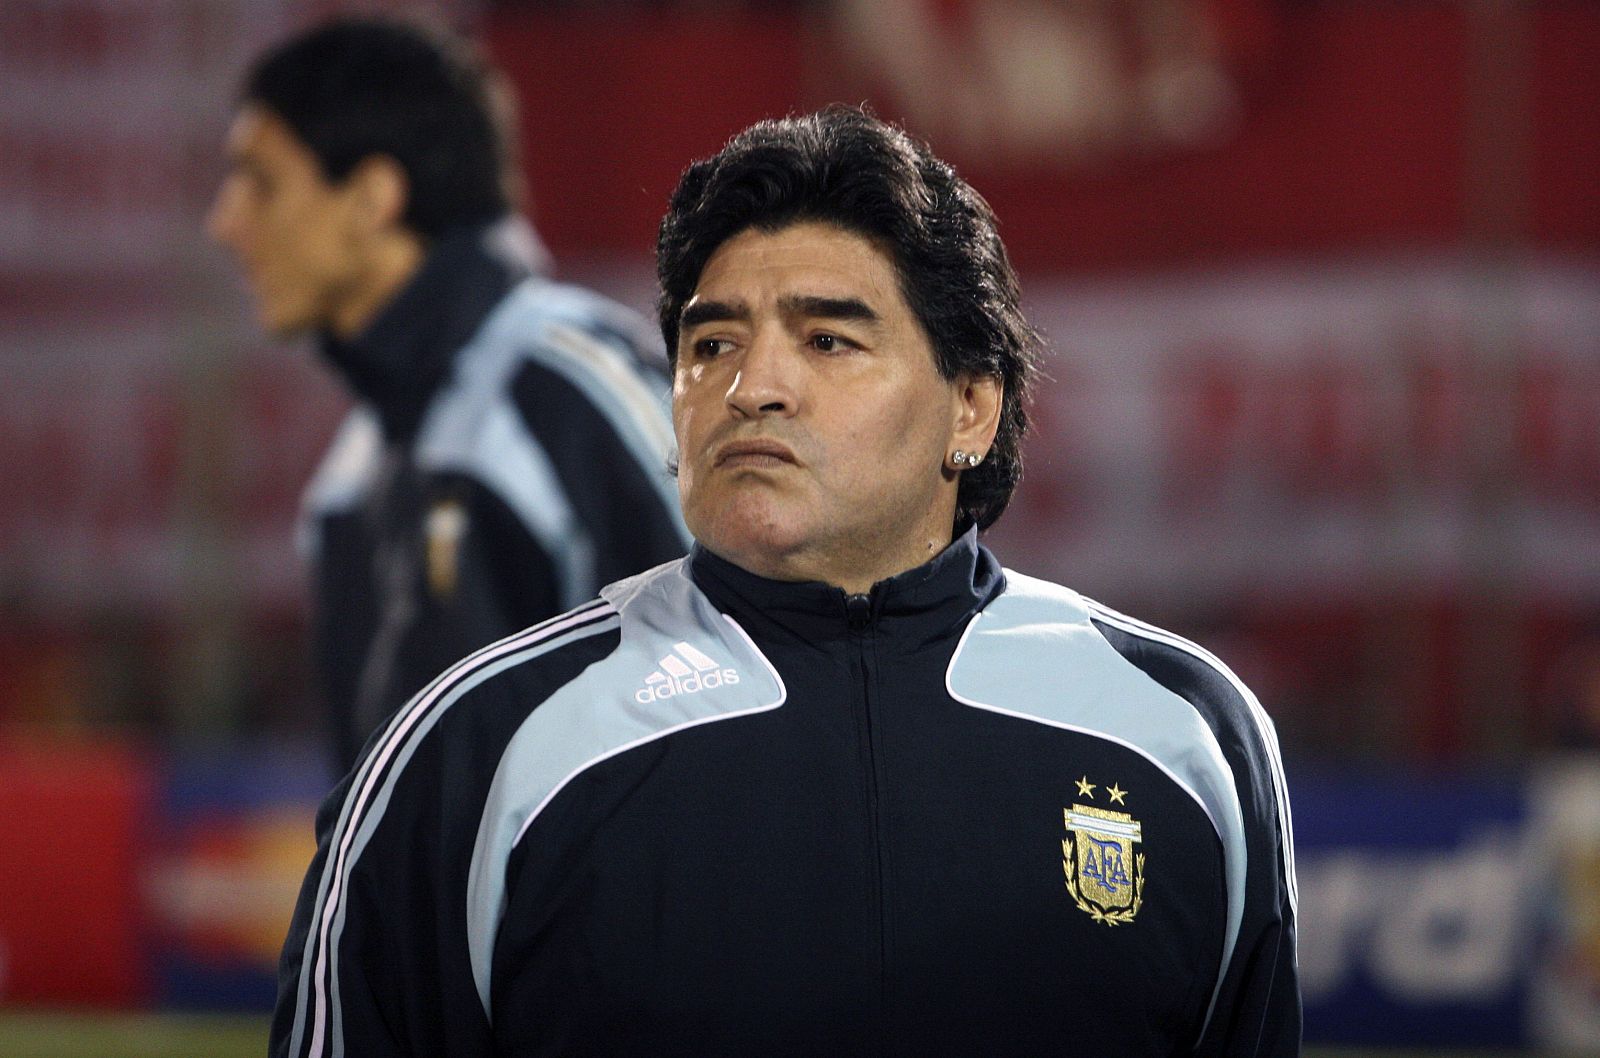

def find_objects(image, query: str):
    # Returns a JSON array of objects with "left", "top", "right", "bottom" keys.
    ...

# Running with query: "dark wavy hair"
[
  {"left": 656, "top": 106, "right": 1039, "bottom": 532},
  {"left": 242, "top": 15, "right": 515, "bottom": 239}
]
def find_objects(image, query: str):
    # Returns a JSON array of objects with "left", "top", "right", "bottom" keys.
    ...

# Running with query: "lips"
[{"left": 713, "top": 438, "right": 798, "bottom": 468}]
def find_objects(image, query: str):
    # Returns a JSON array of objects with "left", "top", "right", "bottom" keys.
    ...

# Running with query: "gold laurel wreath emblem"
[{"left": 1062, "top": 848, "right": 1145, "bottom": 926}]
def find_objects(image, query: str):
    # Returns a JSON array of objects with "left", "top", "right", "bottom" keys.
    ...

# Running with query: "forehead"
[
  {"left": 692, "top": 222, "right": 906, "bottom": 310},
  {"left": 224, "top": 105, "right": 318, "bottom": 172}
]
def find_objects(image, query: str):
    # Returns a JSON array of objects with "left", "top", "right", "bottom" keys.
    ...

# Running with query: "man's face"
[
  {"left": 206, "top": 106, "right": 368, "bottom": 338},
  {"left": 673, "top": 221, "right": 983, "bottom": 593}
]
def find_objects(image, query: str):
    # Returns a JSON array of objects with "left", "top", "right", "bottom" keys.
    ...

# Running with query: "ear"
[
  {"left": 345, "top": 155, "right": 410, "bottom": 235},
  {"left": 950, "top": 373, "right": 1004, "bottom": 460}
]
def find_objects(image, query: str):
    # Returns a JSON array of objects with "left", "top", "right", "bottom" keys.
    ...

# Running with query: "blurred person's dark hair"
[
  {"left": 242, "top": 15, "right": 518, "bottom": 239},
  {"left": 656, "top": 105, "right": 1040, "bottom": 532}
]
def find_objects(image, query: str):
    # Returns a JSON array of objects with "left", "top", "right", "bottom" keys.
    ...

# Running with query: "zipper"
[
  {"left": 845, "top": 591, "right": 889, "bottom": 1044},
  {"left": 845, "top": 592, "right": 872, "bottom": 631}
]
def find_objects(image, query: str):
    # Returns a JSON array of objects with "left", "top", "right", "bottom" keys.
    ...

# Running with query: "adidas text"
[
  {"left": 636, "top": 641, "right": 741, "bottom": 704},
  {"left": 635, "top": 667, "right": 741, "bottom": 704}
]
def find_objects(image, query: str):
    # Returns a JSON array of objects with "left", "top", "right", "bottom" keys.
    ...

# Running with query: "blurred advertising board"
[
  {"left": 1295, "top": 768, "right": 1531, "bottom": 1045},
  {"left": 143, "top": 744, "right": 330, "bottom": 1009},
  {"left": 1296, "top": 759, "right": 1600, "bottom": 1051},
  {"left": 1528, "top": 762, "right": 1600, "bottom": 1053},
  {"left": 0, "top": 739, "right": 328, "bottom": 1012},
  {"left": 488, "top": 3, "right": 1600, "bottom": 270},
  {"left": 0, "top": 739, "right": 155, "bottom": 1006},
  {"left": 988, "top": 257, "right": 1600, "bottom": 607}
]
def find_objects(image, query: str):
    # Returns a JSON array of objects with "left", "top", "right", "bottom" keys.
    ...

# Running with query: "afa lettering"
[{"left": 1081, "top": 836, "right": 1132, "bottom": 893}]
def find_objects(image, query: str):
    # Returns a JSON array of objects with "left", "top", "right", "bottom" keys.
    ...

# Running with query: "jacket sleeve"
[
  {"left": 1195, "top": 690, "right": 1301, "bottom": 1056},
  {"left": 270, "top": 731, "right": 493, "bottom": 1058},
  {"left": 1086, "top": 610, "right": 1301, "bottom": 1055}
]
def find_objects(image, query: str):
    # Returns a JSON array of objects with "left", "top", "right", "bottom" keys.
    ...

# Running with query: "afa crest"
[{"left": 1062, "top": 802, "right": 1145, "bottom": 925}]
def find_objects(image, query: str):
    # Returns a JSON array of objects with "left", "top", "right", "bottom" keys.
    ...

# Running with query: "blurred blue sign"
[
  {"left": 147, "top": 743, "right": 331, "bottom": 1010},
  {"left": 1293, "top": 768, "right": 1533, "bottom": 1046}
]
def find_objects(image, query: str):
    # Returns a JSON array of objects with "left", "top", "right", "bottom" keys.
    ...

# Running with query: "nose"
[
  {"left": 725, "top": 327, "right": 798, "bottom": 419},
  {"left": 205, "top": 177, "right": 242, "bottom": 249}
]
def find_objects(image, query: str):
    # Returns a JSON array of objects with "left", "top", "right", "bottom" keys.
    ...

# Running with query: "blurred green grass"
[
  {"left": 0, "top": 1013, "right": 266, "bottom": 1058},
  {"left": 0, "top": 1013, "right": 1571, "bottom": 1058}
]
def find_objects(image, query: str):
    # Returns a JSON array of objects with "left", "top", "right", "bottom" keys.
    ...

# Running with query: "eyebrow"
[
  {"left": 779, "top": 294, "right": 880, "bottom": 323},
  {"left": 678, "top": 294, "right": 881, "bottom": 333},
  {"left": 678, "top": 299, "right": 744, "bottom": 332}
]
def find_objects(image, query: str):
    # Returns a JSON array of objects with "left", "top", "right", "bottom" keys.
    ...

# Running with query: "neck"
[
  {"left": 728, "top": 529, "right": 957, "bottom": 596},
  {"left": 328, "top": 230, "right": 427, "bottom": 340},
  {"left": 828, "top": 534, "right": 953, "bottom": 595},
  {"left": 686, "top": 525, "right": 995, "bottom": 648}
]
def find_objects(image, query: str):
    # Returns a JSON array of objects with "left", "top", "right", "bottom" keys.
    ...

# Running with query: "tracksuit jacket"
[
  {"left": 302, "top": 218, "right": 689, "bottom": 771},
  {"left": 272, "top": 529, "right": 1300, "bottom": 1057}
]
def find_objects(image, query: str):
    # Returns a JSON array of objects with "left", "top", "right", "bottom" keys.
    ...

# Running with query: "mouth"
[{"left": 713, "top": 438, "right": 799, "bottom": 469}]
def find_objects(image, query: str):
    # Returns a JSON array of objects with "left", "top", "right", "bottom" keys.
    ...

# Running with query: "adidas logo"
[{"left": 635, "top": 641, "right": 741, "bottom": 704}]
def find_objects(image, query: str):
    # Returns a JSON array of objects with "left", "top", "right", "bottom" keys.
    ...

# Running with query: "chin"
[{"left": 689, "top": 505, "right": 811, "bottom": 576}]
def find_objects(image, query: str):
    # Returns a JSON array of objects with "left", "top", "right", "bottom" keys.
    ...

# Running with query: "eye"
[
  {"left": 692, "top": 337, "right": 731, "bottom": 359},
  {"left": 810, "top": 333, "right": 857, "bottom": 354}
]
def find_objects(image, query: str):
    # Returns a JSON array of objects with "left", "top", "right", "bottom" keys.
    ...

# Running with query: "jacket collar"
[
  {"left": 317, "top": 216, "right": 548, "bottom": 442},
  {"left": 688, "top": 525, "right": 1005, "bottom": 649}
]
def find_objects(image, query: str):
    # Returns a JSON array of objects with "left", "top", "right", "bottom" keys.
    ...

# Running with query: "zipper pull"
[{"left": 845, "top": 592, "right": 872, "bottom": 632}]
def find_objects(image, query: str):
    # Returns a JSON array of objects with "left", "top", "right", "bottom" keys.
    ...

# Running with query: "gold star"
[
  {"left": 1107, "top": 783, "right": 1127, "bottom": 805},
  {"left": 1075, "top": 776, "right": 1096, "bottom": 799}
]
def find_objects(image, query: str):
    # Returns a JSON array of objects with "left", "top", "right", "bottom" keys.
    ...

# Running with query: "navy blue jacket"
[{"left": 273, "top": 530, "right": 1299, "bottom": 1056}]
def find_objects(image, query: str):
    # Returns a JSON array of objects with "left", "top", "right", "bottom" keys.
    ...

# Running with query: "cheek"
[
  {"left": 865, "top": 394, "right": 932, "bottom": 450},
  {"left": 670, "top": 401, "right": 695, "bottom": 455},
  {"left": 671, "top": 373, "right": 718, "bottom": 447},
  {"left": 846, "top": 395, "right": 947, "bottom": 485},
  {"left": 258, "top": 214, "right": 311, "bottom": 275},
  {"left": 273, "top": 201, "right": 343, "bottom": 274},
  {"left": 670, "top": 403, "right": 708, "bottom": 506}
]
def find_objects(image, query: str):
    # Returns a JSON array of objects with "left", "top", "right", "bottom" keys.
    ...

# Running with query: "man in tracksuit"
[
  {"left": 208, "top": 18, "right": 689, "bottom": 772},
  {"left": 272, "top": 106, "right": 1300, "bottom": 1056}
]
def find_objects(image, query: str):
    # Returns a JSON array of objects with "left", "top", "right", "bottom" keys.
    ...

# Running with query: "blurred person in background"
[
  {"left": 207, "top": 16, "right": 689, "bottom": 773},
  {"left": 271, "top": 106, "right": 1298, "bottom": 1057}
]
